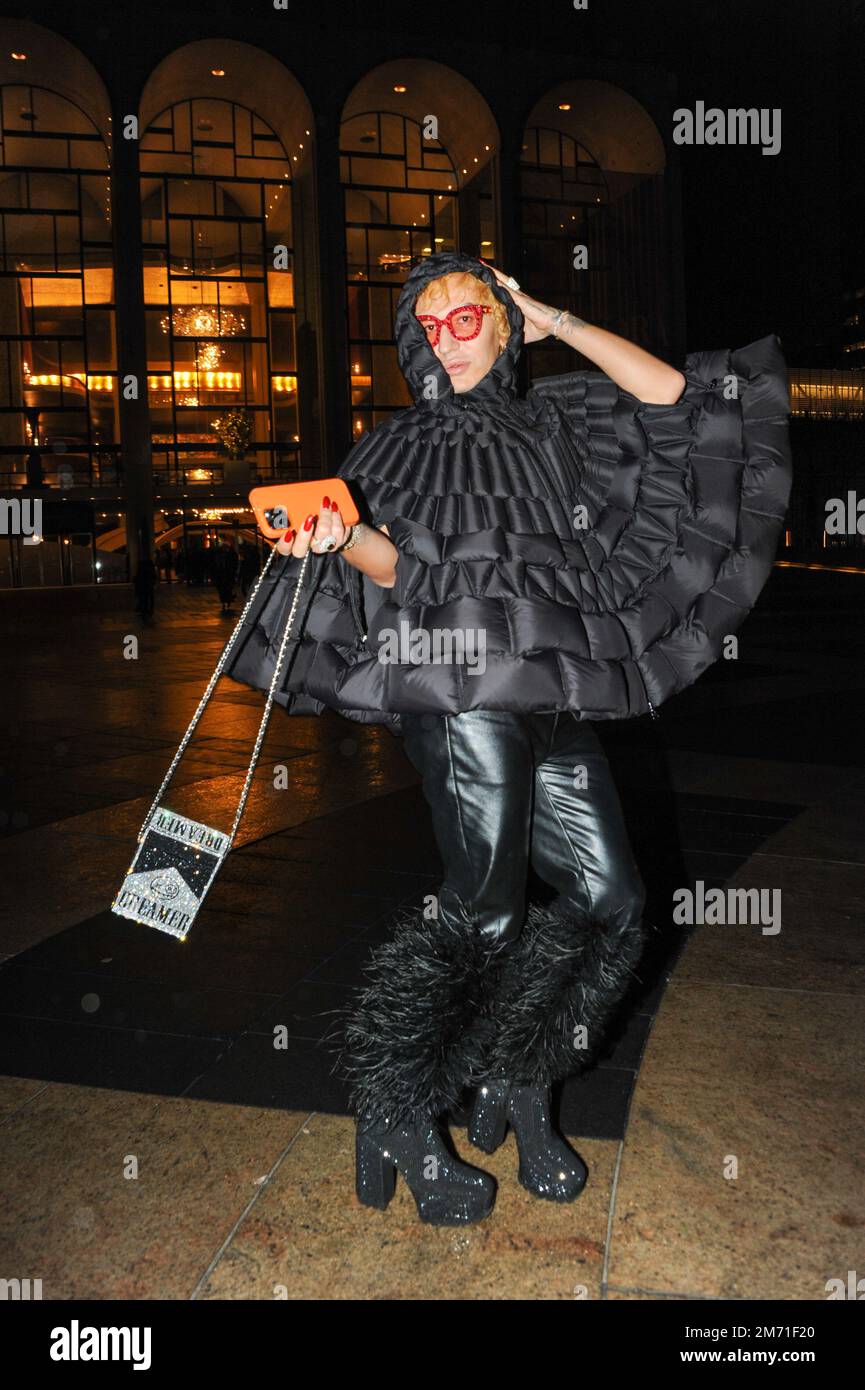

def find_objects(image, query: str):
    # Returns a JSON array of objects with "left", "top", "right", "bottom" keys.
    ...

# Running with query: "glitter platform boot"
[
  {"left": 468, "top": 1078, "right": 587, "bottom": 1202},
  {"left": 466, "top": 898, "right": 648, "bottom": 1201},
  {"left": 330, "top": 900, "right": 499, "bottom": 1225},
  {"left": 355, "top": 1110, "right": 496, "bottom": 1225}
]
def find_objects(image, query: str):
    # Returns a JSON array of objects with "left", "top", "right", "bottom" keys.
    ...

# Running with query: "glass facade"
[
  {"left": 0, "top": 40, "right": 697, "bottom": 586},
  {"left": 341, "top": 111, "right": 460, "bottom": 437},
  {"left": 519, "top": 124, "right": 671, "bottom": 379},
  {"left": 519, "top": 127, "right": 609, "bottom": 380},
  {"left": 0, "top": 83, "right": 118, "bottom": 491},
  {"left": 140, "top": 98, "right": 298, "bottom": 485}
]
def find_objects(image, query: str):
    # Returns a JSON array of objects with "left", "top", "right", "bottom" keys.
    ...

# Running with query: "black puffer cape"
[{"left": 224, "top": 252, "right": 792, "bottom": 735}]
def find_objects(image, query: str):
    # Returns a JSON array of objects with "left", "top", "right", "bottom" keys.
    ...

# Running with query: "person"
[
  {"left": 133, "top": 548, "right": 156, "bottom": 621},
  {"left": 184, "top": 541, "right": 204, "bottom": 586},
  {"left": 237, "top": 538, "right": 260, "bottom": 598},
  {"left": 211, "top": 539, "right": 238, "bottom": 614},
  {"left": 221, "top": 251, "right": 792, "bottom": 1227}
]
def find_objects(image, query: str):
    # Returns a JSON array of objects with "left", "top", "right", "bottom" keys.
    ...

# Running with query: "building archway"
[
  {"left": 139, "top": 41, "right": 315, "bottom": 486},
  {"left": 340, "top": 60, "right": 500, "bottom": 435},
  {"left": 520, "top": 80, "right": 672, "bottom": 381},
  {"left": 0, "top": 25, "right": 116, "bottom": 494}
]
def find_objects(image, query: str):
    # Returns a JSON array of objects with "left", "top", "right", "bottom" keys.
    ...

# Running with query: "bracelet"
[{"left": 338, "top": 522, "right": 366, "bottom": 553}]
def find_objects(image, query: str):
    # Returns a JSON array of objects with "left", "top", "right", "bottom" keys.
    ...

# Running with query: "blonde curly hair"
[{"left": 414, "top": 271, "right": 510, "bottom": 354}]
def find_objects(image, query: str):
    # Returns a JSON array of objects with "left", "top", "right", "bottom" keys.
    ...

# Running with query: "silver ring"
[
  {"left": 506, "top": 275, "right": 520, "bottom": 291},
  {"left": 314, "top": 535, "right": 337, "bottom": 552}
]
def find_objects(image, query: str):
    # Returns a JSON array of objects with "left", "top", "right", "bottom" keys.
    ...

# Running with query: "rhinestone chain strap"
[{"left": 137, "top": 544, "right": 314, "bottom": 847}]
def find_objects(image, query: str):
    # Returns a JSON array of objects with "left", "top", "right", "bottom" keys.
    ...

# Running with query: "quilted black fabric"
[{"left": 223, "top": 251, "right": 793, "bottom": 735}]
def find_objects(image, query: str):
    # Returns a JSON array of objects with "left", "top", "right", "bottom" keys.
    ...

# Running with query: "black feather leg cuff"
[
  {"left": 328, "top": 902, "right": 495, "bottom": 1130},
  {"left": 474, "top": 900, "right": 649, "bottom": 1088}
]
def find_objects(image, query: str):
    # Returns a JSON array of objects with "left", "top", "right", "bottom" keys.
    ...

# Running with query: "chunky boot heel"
[
  {"left": 355, "top": 1113, "right": 497, "bottom": 1225},
  {"left": 468, "top": 1080, "right": 510, "bottom": 1153},
  {"left": 355, "top": 1127, "right": 397, "bottom": 1209},
  {"left": 507, "top": 1084, "right": 588, "bottom": 1202}
]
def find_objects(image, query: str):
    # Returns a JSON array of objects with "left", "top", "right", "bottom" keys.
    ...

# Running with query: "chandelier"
[
  {"left": 159, "top": 305, "right": 245, "bottom": 338},
  {"left": 196, "top": 343, "right": 223, "bottom": 371}
]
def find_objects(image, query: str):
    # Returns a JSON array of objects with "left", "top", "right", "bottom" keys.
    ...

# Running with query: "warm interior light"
[
  {"left": 143, "top": 268, "right": 282, "bottom": 307},
  {"left": 393, "top": 84, "right": 406, "bottom": 93},
  {"left": 161, "top": 305, "right": 244, "bottom": 337},
  {"left": 17, "top": 271, "right": 112, "bottom": 307},
  {"left": 147, "top": 371, "right": 243, "bottom": 392},
  {"left": 193, "top": 507, "right": 249, "bottom": 520},
  {"left": 211, "top": 68, "right": 225, "bottom": 77}
]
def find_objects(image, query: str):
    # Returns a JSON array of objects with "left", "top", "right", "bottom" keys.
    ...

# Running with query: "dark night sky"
[
  {"left": 23, "top": 0, "right": 858, "bottom": 364},
  {"left": 372, "top": 0, "right": 854, "bottom": 362}
]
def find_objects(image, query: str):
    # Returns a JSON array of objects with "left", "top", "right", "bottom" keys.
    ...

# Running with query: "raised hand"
[{"left": 484, "top": 263, "right": 562, "bottom": 344}]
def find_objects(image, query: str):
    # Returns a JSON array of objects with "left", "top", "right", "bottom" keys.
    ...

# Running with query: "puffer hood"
[{"left": 394, "top": 251, "right": 524, "bottom": 411}]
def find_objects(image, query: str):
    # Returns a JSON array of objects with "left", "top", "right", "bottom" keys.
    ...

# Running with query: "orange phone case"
[{"left": 248, "top": 478, "right": 360, "bottom": 539}]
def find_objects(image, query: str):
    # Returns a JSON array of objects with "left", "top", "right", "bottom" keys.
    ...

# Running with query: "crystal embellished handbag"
[{"left": 111, "top": 544, "right": 315, "bottom": 941}]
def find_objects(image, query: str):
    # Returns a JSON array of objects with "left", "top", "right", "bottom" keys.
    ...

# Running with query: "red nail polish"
[
  {"left": 304, "top": 514, "right": 314, "bottom": 530},
  {"left": 322, "top": 495, "right": 330, "bottom": 508},
  {"left": 329, "top": 499, "right": 338, "bottom": 510},
  {"left": 283, "top": 528, "right": 295, "bottom": 542}
]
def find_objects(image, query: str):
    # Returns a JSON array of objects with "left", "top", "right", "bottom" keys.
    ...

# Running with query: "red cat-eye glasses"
[{"left": 415, "top": 303, "right": 493, "bottom": 347}]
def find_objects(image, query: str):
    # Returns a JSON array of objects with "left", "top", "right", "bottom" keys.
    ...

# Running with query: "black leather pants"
[
  {"left": 336, "top": 709, "right": 650, "bottom": 1124},
  {"left": 401, "top": 709, "right": 646, "bottom": 950}
]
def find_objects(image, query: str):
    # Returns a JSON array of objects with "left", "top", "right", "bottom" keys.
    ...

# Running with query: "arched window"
[
  {"left": 0, "top": 83, "right": 117, "bottom": 490},
  {"left": 140, "top": 97, "right": 297, "bottom": 484},
  {"left": 341, "top": 111, "right": 464, "bottom": 436},
  {"left": 519, "top": 85, "right": 673, "bottom": 379},
  {"left": 519, "top": 127, "right": 610, "bottom": 379}
]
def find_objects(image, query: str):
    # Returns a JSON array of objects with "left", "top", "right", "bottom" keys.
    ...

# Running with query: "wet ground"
[{"left": 0, "top": 563, "right": 862, "bottom": 1298}]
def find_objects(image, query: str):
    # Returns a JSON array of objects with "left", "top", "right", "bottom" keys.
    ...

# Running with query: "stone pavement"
[{"left": 0, "top": 566, "right": 862, "bottom": 1299}]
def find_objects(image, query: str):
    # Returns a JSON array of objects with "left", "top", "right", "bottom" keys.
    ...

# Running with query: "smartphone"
[{"left": 249, "top": 478, "right": 361, "bottom": 539}]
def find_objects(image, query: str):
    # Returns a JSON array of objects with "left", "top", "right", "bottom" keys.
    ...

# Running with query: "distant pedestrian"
[
  {"left": 187, "top": 543, "right": 205, "bottom": 586},
  {"left": 211, "top": 540, "right": 238, "bottom": 614},
  {"left": 238, "top": 539, "right": 260, "bottom": 597},
  {"left": 133, "top": 551, "right": 156, "bottom": 620}
]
